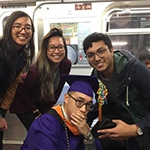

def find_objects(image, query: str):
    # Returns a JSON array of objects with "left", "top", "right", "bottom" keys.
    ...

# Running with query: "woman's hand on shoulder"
[{"left": 0, "top": 117, "right": 8, "bottom": 131}]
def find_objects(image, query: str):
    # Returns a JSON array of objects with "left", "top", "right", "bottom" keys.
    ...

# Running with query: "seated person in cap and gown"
[{"left": 20, "top": 75, "right": 102, "bottom": 150}]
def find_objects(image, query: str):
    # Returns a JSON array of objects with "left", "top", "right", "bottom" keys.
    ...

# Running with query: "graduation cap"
[{"left": 61, "top": 74, "right": 99, "bottom": 98}]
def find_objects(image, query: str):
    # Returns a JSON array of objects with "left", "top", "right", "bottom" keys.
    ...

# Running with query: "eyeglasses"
[
  {"left": 12, "top": 25, "right": 32, "bottom": 34},
  {"left": 47, "top": 44, "right": 65, "bottom": 52},
  {"left": 85, "top": 48, "right": 108, "bottom": 61},
  {"left": 68, "top": 93, "right": 93, "bottom": 110}
]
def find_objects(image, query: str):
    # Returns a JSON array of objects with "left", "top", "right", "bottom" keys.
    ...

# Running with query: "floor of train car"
[{"left": 3, "top": 111, "right": 26, "bottom": 150}]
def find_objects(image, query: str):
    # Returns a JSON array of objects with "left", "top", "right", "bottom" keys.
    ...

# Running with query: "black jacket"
[{"left": 89, "top": 50, "right": 150, "bottom": 149}]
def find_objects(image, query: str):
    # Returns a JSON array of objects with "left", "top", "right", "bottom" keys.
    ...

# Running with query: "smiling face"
[
  {"left": 11, "top": 17, "right": 32, "bottom": 50},
  {"left": 47, "top": 36, "right": 66, "bottom": 65},
  {"left": 86, "top": 40, "right": 114, "bottom": 78}
]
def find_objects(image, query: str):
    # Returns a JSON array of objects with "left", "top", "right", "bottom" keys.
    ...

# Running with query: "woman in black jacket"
[{"left": 0, "top": 10, "right": 35, "bottom": 149}]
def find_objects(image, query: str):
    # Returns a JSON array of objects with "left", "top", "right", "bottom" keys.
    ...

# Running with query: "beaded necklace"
[
  {"left": 61, "top": 105, "right": 88, "bottom": 150},
  {"left": 61, "top": 105, "right": 70, "bottom": 150}
]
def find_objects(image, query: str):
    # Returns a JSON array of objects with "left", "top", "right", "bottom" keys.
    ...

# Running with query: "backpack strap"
[
  {"left": 47, "top": 109, "right": 82, "bottom": 136},
  {"left": 47, "top": 108, "right": 64, "bottom": 127}
]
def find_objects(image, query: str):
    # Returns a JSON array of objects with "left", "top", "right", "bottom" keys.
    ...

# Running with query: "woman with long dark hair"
[
  {"left": 10, "top": 28, "right": 72, "bottom": 130},
  {"left": 0, "top": 10, "right": 35, "bottom": 149}
]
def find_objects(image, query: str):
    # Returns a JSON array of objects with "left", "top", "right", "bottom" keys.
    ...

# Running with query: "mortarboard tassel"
[{"left": 97, "top": 80, "right": 108, "bottom": 121}]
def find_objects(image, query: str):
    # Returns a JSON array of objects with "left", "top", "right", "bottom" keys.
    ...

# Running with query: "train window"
[
  {"left": 109, "top": 34, "right": 150, "bottom": 56},
  {"left": 109, "top": 13, "right": 150, "bottom": 29},
  {"left": 2, "top": 16, "right": 9, "bottom": 29},
  {"left": 0, "top": 12, "right": 12, "bottom": 36},
  {"left": 67, "top": 44, "right": 78, "bottom": 65},
  {"left": 106, "top": 9, "right": 150, "bottom": 56}
]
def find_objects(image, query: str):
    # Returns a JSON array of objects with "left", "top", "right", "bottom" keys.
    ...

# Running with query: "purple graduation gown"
[{"left": 20, "top": 113, "right": 102, "bottom": 150}]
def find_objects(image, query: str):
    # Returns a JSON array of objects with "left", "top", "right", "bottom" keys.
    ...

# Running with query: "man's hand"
[
  {"left": 97, "top": 119, "right": 138, "bottom": 141},
  {"left": 0, "top": 117, "right": 8, "bottom": 131},
  {"left": 70, "top": 112, "right": 88, "bottom": 137}
]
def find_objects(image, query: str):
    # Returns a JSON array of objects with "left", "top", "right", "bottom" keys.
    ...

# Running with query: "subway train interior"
[{"left": 0, "top": 0, "right": 150, "bottom": 149}]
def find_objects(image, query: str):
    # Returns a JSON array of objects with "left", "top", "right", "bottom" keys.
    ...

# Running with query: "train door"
[{"left": 33, "top": 2, "right": 111, "bottom": 75}]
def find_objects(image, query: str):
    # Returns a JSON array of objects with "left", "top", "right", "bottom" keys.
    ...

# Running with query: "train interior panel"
[{"left": 0, "top": 0, "right": 150, "bottom": 149}]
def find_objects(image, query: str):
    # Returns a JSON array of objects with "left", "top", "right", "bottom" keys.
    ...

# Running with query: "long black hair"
[
  {"left": 36, "top": 28, "right": 67, "bottom": 103},
  {"left": 0, "top": 10, "right": 35, "bottom": 81}
]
